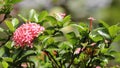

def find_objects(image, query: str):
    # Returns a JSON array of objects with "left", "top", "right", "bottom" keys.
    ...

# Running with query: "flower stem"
[{"left": 89, "top": 20, "right": 92, "bottom": 31}]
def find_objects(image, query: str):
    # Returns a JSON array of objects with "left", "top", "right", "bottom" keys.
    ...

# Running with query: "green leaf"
[
  {"left": 2, "top": 57, "right": 13, "bottom": 62},
  {"left": 70, "top": 23, "right": 88, "bottom": 37},
  {"left": 63, "top": 15, "right": 71, "bottom": 23},
  {"left": 97, "top": 30, "right": 111, "bottom": 39},
  {"left": 5, "top": 41, "right": 13, "bottom": 49},
  {"left": 34, "top": 14, "right": 39, "bottom": 22},
  {"left": 0, "top": 48, "right": 5, "bottom": 57},
  {"left": 29, "top": 9, "right": 38, "bottom": 22},
  {"left": 0, "top": 27, "right": 4, "bottom": 32},
  {"left": 58, "top": 41, "right": 73, "bottom": 49},
  {"left": 12, "top": 18, "right": 19, "bottom": 28},
  {"left": 38, "top": 11, "right": 48, "bottom": 22},
  {"left": 5, "top": 20, "right": 15, "bottom": 32},
  {"left": 2, "top": 61, "right": 8, "bottom": 68},
  {"left": 42, "top": 36, "right": 51, "bottom": 45},
  {"left": 89, "top": 31, "right": 103, "bottom": 42},
  {"left": 42, "top": 36, "right": 55, "bottom": 48},
  {"left": 45, "top": 27, "right": 55, "bottom": 35},
  {"left": 108, "top": 25, "right": 120, "bottom": 37},
  {"left": 63, "top": 15, "right": 71, "bottom": 26},
  {"left": 71, "top": 24, "right": 86, "bottom": 31},
  {"left": 65, "top": 32, "right": 78, "bottom": 45},
  {"left": 46, "top": 16, "right": 57, "bottom": 26},
  {"left": 22, "top": 50, "right": 35, "bottom": 58},
  {"left": 17, "top": 50, "right": 35, "bottom": 62},
  {"left": 29, "top": 9, "right": 35, "bottom": 19},
  {"left": 100, "top": 48, "right": 108, "bottom": 53},
  {"left": 18, "top": 14, "right": 27, "bottom": 22},
  {"left": 113, "top": 34, "right": 120, "bottom": 42},
  {"left": 104, "top": 54, "right": 115, "bottom": 60},
  {"left": 99, "top": 20, "right": 109, "bottom": 28}
]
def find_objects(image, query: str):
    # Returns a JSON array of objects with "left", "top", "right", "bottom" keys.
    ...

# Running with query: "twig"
[
  {"left": 86, "top": 49, "right": 94, "bottom": 68},
  {"left": 44, "top": 51, "right": 61, "bottom": 68},
  {"left": 0, "top": 14, "right": 8, "bottom": 24},
  {"left": 67, "top": 53, "right": 75, "bottom": 68}
]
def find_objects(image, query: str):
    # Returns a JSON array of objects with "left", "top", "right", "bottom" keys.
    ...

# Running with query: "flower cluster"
[{"left": 13, "top": 23, "right": 45, "bottom": 48}]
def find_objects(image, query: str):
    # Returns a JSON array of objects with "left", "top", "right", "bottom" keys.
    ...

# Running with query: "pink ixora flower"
[{"left": 13, "top": 23, "right": 45, "bottom": 48}]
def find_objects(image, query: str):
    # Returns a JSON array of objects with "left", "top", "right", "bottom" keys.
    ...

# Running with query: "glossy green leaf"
[
  {"left": 34, "top": 14, "right": 39, "bottom": 22},
  {"left": 2, "top": 61, "right": 8, "bottom": 68},
  {"left": 104, "top": 54, "right": 115, "bottom": 60},
  {"left": 12, "top": 18, "right": 19, "bottom": 28},
  {"left": 63, "top": 15, "right": 71, "bottom": 26},
  {"left": 42, "top": 36, "right": 55, "bottom": 48},
  {"left": 58, "top": 41, "right": 73, "bottom": 49},
  {"left": 89, "top": 31, "right": 103, "bottom": 42},
  {"left": 2, "top": 57, "right": 13, "bottom": 62},
  {"left": 65, "top": 32, "right": 78, "bottom": 45},
  {"left": 63, "top": 15, "right": 71, "bottom": 23},
  {"left": 38, "top": 11, "right": 48, "bottom": 22},
  {"left": 108, "top": 25, "right": 120, "bottom": 37},
  {"left": 5, "top": 41, "right": 13, "bottom": 49},
  {"left": 29, "top": 9, "right": 36, "bottom": 19},
  {"left": 71, "top": 24, "right": 85, "bottom": 30},
  {"left": 100, "top": 48, "right": 108, "bottom": 53},
  {"left": 0, "top": 48, "right": 5, "bottom": 57},
  {"left": 29, "top": 9, "right": 36, "bottom": 21},
  {"left": 29, "top": 9, "right": 38, "bottom": 22},
  {"left": 113, "top": 34, "right": 120, "bottom": 42},
  {"left": 46, "top": 16, "right": 57, "bottom": 26},
  {"left": 97, "top": 30, "right": 111, "bottom": 39},
  {"left": 99, "top": 20, "right": 109, "bottom": 28},
  {"left": 22, "top": 50, "right": 35, "bottom": 58},
  {"left": 42, "top": 36, "right": 51, "bottom": 44},
  {"left": 18, "top": 14, "right": 27, "bottom": 22},
  {"left": 18, "top": 50, "right": 35, "bottom": 62},
  {"left": 5, "top": 20, "right": 15, "bottom": 32}
]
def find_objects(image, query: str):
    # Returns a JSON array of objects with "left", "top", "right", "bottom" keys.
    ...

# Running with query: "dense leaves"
[{"left": 0, "top": 3, "right": 120, "bottom": 68}]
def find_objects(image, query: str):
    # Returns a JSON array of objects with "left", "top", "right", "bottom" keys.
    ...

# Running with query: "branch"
[
  {"left": 44, "top": 50, "right": 61, "bottom": 68},
  {"left": 0, "top": 14, "right": 8, "bottom": 24},
  {"left": 67, "top": 50, "right": 76, "bottom": 68}
]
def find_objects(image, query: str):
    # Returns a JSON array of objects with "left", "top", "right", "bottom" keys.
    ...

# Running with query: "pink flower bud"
[
  {"left": 56, "top": 13, "right": 66, "bottom": 21},
  {"left": 88, "top": 16, "right": 96, "bottom": 31},
  {"left": 88, "top": 17, "right": 96, "bottom": 21},
  {"left": 74, "top": 48, "right": 81, "bottom": 54},
  {"left": 96, "top": 66, "right": 101, "bottom": 68},
  {"left": 90, "top": 43, "right": 96, "bottom": 46},
  {"left": 59, "top": 13, "right": 66, "bottom": 18}
]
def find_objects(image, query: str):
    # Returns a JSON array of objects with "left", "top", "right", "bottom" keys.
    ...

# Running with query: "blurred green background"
[{"left": 11, "top": 0, "right": 120, "bottom": 25}]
